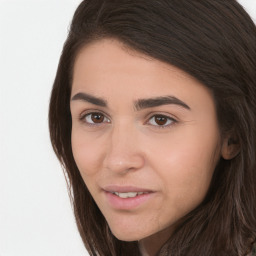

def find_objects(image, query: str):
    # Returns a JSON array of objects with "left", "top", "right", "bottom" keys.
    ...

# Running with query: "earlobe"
[{"left": 221, "top": 137, "right": 240, "bottom": 160}]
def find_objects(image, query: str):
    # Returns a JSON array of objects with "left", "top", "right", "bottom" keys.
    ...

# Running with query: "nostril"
[{"left": 103, "top": 153, "right": 145, "bottom": 174}]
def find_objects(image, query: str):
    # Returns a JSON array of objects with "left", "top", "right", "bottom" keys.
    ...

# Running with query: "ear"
[{"left": 221, "top": 136, "right": 240, "bottom": 160}]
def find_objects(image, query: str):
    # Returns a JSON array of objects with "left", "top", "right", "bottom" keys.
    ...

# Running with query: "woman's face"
[{"left": 70, "top": 39, "right": 222, "bottom": 246}]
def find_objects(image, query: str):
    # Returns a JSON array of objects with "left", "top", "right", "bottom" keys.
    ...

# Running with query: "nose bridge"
[{"left": 104, "top": 119, "right": 144, "bottom": 173}]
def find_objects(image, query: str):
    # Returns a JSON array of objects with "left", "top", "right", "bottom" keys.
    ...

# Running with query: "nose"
[{"left": 103, "top": 122, "right": 145, "bottom": 174}]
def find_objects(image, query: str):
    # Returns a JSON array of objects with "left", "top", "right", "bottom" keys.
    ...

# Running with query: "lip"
[
  {"left": 103, "top": 185, "right": 153, "bottom": 193},
  {"left": 102, "top": 185, "right": 155, "bottom": 210}
]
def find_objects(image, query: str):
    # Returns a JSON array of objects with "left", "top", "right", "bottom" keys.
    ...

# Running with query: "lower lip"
[{"left": 104, "top": 191, "right": 154, "bottom": 210}]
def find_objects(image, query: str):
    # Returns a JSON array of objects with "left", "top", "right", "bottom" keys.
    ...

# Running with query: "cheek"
[
  {"left": 145, "top": 127, "right": 220, "bottom": 208},
  {"left": 71, "top": 129, "right": 103, "bottom": 176},
  {"left": 146, "top": 131, "right": 219, "bottom": 177}
]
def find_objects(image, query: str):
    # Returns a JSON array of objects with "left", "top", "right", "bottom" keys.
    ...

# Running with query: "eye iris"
[
  {"left": 155, "top": 115, "right": 167, "bottom": 125},
  {"left": 91, "top": 113, "right": 104, "bottom": 123}
]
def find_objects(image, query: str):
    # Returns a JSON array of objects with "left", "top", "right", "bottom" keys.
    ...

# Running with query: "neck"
[{"left": 139, "top": 226, "right": 174, "bottom": 256}]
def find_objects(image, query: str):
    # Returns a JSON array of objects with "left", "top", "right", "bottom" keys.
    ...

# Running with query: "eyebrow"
[
  {"left": 134, "top": 96, "right": 190, "bottom": 111},
  {"left": 71, "top": 92, "right": 107, "bottom": 107},
  {"left": 71, "top": 92, "right": 190, "bottom": 110}
]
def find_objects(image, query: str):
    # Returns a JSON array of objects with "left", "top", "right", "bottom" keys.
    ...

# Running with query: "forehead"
[
  {"left": 73, "top": 38, "right": 193, "bottom": 83},
  {"left": 71, "top": 38, "right": 214, "bottom": 112}
]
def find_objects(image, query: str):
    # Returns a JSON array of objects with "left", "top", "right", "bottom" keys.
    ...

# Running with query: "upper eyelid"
[
  {"left": 147, "top": 114, "right": 177, "bottom": 124},
  {"left": 77, "top": 110, "right": 178, "bottom": 124},
  {"left": 145, "top": 111, "right": 178, "bottom": 122},
  {"left": 79, "top": 112, "right": 110, "bottom": 126},
  {"left": 79, "top": 109, "right": 110, "bottom": 120}
]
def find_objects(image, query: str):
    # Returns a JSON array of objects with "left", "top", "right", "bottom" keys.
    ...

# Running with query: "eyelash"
[
  {"left": 147, "top": 114, "right": 177, "bottom": 128},
  {"left": 79, "top": 111, "right": 177, "bottom": 129},
  {"left": 79, "top": 112, "right": 111, "bottom": 126}
]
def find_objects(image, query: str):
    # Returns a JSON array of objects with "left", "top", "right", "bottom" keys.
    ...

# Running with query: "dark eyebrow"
[
  {"left": 71, "top": 92, "right": 107, "bottom": 107},
  {"left": 134, "top": 96, "right": 190, "bottom": 111},
  {"left": 71, "top": 92, "right": 190, "bottom": 111}
]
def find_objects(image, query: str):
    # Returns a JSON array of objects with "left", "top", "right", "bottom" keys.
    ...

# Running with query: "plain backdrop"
[{"left": 0, "top": 1, "right": 255, "bottom": 256}]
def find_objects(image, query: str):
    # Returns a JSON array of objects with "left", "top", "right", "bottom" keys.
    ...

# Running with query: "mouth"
[
  {"left": 110, "top": 191, "right": 150, "bottom": 198},
  {"left": 102, "top": 186, "right": 154, "bottom": 210}
]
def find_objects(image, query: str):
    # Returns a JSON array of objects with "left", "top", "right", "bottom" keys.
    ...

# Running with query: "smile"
[
  {"left": 105, "top": 191, "right": 154, "bottom": 210},
  {"left": 111, "top": 192, "right": 149, "bottom": 198}
]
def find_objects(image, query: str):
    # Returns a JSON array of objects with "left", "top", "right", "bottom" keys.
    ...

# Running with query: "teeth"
[{"left": 113, "top": 192, "right": 147, "bottom": 198}]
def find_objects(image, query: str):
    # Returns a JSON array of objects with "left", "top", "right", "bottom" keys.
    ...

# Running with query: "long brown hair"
[{"left": 49, "top": 0, "right": 256, "bottom": 255}]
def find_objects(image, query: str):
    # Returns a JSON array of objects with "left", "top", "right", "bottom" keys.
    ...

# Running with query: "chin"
[
  {"left": 110, "top": 228, "right": 143, "bottom": 241},
  {"left": 108, "top": 223, "right": 149, "bottom": 242}
]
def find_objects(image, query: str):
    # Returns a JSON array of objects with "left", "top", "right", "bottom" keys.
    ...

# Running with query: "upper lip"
[{"left": 102, "top": 185, "right": 154, "bottom": 193}]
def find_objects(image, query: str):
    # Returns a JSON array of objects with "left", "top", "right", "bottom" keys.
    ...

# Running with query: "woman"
[{"left": 49, "top": 0, "right": 256, "bottom": 255}]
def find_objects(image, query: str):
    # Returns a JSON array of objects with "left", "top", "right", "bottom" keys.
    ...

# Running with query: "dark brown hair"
[{"left": 49, "top": 0, "right": 256, "bottom": 255}]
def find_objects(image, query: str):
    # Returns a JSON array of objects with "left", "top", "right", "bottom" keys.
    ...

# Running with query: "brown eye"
[
  {"left": 84, "top": 112, "right": 110, "bottom": 124},
  {"left": 155, "top": 115, "right": 168, "bottom": 125},
  {"left": 148, "top": 114, "right": 176, "bottom": 127},
  {"left": 91, "top": 113, "right": 104, "bottom": 123}
]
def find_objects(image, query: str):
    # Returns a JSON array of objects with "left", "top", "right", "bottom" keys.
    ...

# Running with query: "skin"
[{"left": 70, "top": 38, "right": 227, "bottom": 256}]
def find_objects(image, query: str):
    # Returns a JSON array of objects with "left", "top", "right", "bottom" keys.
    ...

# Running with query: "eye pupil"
[
  {"left": 91, "top": 113, "right": 104, "bottom": 123},
  {"left": 155, "top": 115, "right": 167, "bottom": 125}
]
